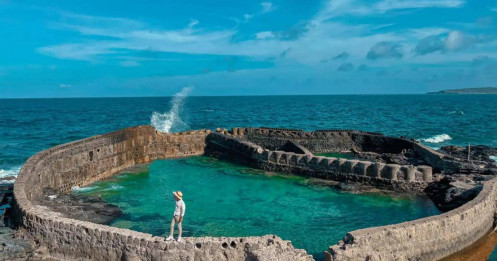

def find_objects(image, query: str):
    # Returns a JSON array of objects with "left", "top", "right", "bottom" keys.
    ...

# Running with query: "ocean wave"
[
  {"left": 421, "top": 134, "right": 452, "bottom": 143},
  {"left": 0, "top": 166, "right": 21, "bottom": 179},
  {"left": 490, "top": 156, "right": 497, "bottom": 162},
  {"left": 448, "top": 111, "right": 464, "bottom": 115},
  {"left": 72, "top": 184, "right": 123, "bottom": 192},
  {"left": 151, "top": 87, "right": 191, "bottom": 133},
  {"left": 106, "top": 184, "right": 124, "bottom": 191}
]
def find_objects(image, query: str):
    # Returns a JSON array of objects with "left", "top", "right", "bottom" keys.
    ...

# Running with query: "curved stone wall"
[
  {"left": 13, "top": 125, "right": 497, "bottom": 260},
  {"left": 234, "top": 127, "right": 480, "bottom": 174},
  {"left": 206, "top": 132, "right": 432, "bottom": 191},
  {"left": 329, "top": 177, "right": 497, "bottom": 260},
  {"left": 13, "top": 125, "right": 312, "bottom": 260}
]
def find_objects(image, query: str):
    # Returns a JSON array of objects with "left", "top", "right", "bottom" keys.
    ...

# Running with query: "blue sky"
[{"left": 0, "top": 0, "right": 496, "bottom": 97}]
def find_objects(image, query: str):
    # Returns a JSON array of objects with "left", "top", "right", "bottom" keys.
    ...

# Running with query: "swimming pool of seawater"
[{"left": 73, "top": 156, "right": 440, "bottom": 259}]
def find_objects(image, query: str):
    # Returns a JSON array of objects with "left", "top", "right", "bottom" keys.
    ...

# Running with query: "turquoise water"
[{"left": 74, "top": 156, "right": 440, "bottom": 259}]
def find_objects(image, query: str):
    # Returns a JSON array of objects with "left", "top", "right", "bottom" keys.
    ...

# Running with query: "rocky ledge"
[{"left": 34, "top": 188, "right": 122, "bottom": 225}]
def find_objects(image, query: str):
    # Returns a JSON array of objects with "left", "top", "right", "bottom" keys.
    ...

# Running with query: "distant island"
[{"left": 428, "top": 87, "right": 497, "bottom": 94}]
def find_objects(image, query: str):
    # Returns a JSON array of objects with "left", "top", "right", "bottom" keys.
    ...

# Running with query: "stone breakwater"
[
  {"left": 12, "top": 126, "right": 312, "bottom": 261},
  {"left": 11, "top": 125, "right": 497, "bottom": 260},
  {"left": 206, "top": 132, "right": 432, "bottom": 192}
]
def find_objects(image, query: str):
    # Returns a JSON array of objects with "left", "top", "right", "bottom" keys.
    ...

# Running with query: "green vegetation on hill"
[{"left": 428, "top": 87, "right": 497, "bottom": 94}]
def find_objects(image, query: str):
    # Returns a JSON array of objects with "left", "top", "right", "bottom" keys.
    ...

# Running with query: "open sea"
[{"left": 2, "top": 94, "right": 497, "bottom": 259}]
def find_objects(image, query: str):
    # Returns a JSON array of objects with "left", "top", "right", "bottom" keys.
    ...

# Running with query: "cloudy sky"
[{"left": 0, "top": 0, "right": 496, "bottom": 97}]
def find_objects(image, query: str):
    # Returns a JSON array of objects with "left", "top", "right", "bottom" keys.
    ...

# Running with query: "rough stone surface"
[
  {"left": 12, "top": 125, "right": 497, "bottom": 261},
  {"left": 0, "top": 226, "right": 36, "bottom": 261},
  {"left": 35, "top": 188, "right": 122, "bottom": 225},
  {"left": 328, "top": 178, "right": 497, "bottom": 261},
  {"left": 278, "top": 140, "right": 313, "bottom": 155},
  {"left": 13, "top": 126, "right": 312, "bottom": 261},
  {"left": 425, "top": 175, "right": 488, "bottom": 212},
  {"left": 206, "top": 132, "right": 432, "bottom": 192}
]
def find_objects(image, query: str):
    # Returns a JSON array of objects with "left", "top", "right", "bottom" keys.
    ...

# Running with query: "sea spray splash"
[
  {"left": 421, "top": 134, "right": 452, "bottom": 143},
  {"left": 150, "top": 87, "right": 192, "bottom": 133}
]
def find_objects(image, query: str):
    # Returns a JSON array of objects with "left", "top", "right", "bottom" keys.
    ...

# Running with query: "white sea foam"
[
  {"left": 71, "top": 186, "right": 95, "bottom": 192},
  {"left": 448, "top": 111, "right": 464, "bottom": 115},
  {"left": 72, "top": 184, "right": 123, "bottom": 192},
  {"left": 421, "top": 134, "right": 452, "bottom": 143},
  {"left": 151, "top": 87, "right": 192, "bottom": 133},
  {"left": 106, "top": 184, "right": 124, "bottom": 191},
  {"left": 0, "top": 166, "right": 21, "bottom": 179},
  {"left": 490, "top": 156, "right": 497, "bottom": 162}
]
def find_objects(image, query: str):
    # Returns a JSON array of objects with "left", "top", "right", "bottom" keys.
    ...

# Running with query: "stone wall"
[
  {"left": 13, "top": 125, "right": 312, "bottom": 261},
  {"left": 237, "top": 127, "right": 358, "bottom": 152},
  {"left": 328, "top": 177, "right": 497, "bottom": 261},
  {"left": 13, "top": 125, "right": 497, "bottom": 261},
  {"left": 206, "top": 132, "right": 432, "bottom": 192},
  {"left": 233, "top": 127, "right": 480, "bottom": 174}
]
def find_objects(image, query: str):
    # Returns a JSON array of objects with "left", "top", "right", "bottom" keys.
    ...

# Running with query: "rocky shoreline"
[{"left": 35, "top": 188, "right": 122, "bottom": 225}]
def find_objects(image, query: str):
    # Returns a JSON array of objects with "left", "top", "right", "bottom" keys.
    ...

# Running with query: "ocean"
[{"left": 2, "top": 94, "right": 497, "bottom": 180}]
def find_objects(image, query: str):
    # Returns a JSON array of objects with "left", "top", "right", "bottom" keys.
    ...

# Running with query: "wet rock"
[
  {"left": 338, "top": 182, "right": 359, "bottom": 191},
  {"left": 35, "top": 188, "right": 122, "bottom": 225},
  {"left": 278, "top": 141, "right": 312, "bottom": 155},
  {"left": 0, "top": 226, "right": 36, "bottom": 261},
  {"left": 426, "top": 175, "right": 484, "bottom": 212}
]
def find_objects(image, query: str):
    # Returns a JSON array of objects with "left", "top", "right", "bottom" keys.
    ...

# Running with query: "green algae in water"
[{"left": 74, "top": 156, "right": 440, "bottom": 260}]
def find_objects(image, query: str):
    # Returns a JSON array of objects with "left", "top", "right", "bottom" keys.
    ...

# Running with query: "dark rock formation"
[
  {"left": 440, "top": 145, "right": 497, "bottom": 163},
  {"left": 425, "top": 175, "right": 489, "bottom": 212},
  {"left": 278, "top": 140, "right": 313, "bottom": 155},
  {"left": 35, "top": 188, "right": 122, "bottom": 225}
]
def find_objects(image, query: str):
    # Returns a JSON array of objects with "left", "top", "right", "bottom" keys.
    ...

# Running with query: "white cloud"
[
  {"left": 255, "top": 31, "right": 275, "bottom": 39},
  {"left": 316, "top": 0, "right": 464, "bottom": 20},
  {"left": 261, "top": 2, "right": 274, "bottom": 13},
  {"left": 59, "top": 83, "right": 71, "bottom": 88},
  {"left": 374, "top": 0, "right": 464, "bottom": 12},
  {"left": 445, "top": 31, "right": 466, "bottom": 50},
  {"left": 243, "top": 2, "right": 275, "bottom": 22},
  {"left": 38, "top": 0, "right": 490, "bottom": 68}
]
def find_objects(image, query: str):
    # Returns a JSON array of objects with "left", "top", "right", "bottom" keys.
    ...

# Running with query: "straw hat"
[{"left": 173, "top": 191, "right": 183, "bottom": 200}]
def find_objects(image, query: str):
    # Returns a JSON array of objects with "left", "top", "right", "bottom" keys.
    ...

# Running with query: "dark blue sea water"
[
  {"left": 2, "top": 94, "right": 497, "bottom": 180},
  {"left": 1, "top": 95, "right": 497, "bottom": 259}
]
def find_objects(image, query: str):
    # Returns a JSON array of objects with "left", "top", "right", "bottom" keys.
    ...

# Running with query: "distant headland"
[{"left": 428, "top": 87, "right": 497, "bottom": 94}]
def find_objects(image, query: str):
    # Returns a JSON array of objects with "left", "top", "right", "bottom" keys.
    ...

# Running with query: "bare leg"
[{"left": 169, "top": 217, "right": 176, "bottom": 237}]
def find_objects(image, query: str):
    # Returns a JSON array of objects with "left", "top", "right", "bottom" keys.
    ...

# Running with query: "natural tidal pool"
[{"left": 74, "top": 156, "right": 440, "bottom": 259}]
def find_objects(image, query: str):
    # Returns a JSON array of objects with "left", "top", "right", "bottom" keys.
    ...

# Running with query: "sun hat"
[{"left": 173, "top": 191, "right": 183, "bottom": 200}]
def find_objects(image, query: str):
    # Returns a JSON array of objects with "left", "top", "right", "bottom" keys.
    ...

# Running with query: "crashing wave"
[
  {"left": 151, "top": 87, "right": 192, "bottom": 133},
  {"left": 421, "top": 134, "right": 452, "bottom": 143},
  {"left": 0, "top": 166, "right": 21, "bottom": 179}
]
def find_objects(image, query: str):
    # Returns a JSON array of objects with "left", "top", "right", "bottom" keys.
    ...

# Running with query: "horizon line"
[{"left": 0, "top": 93, "right": 458, "bottom": 100}]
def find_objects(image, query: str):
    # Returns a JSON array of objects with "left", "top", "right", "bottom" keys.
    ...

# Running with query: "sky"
[{"left": 0, "top": 0, "right": 496, "bottom": 98}]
